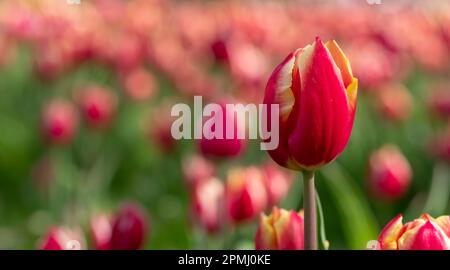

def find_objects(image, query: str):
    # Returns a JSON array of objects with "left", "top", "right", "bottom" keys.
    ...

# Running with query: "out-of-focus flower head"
[
  {"left": 191, "top": 177, "right": 225, "bottom": 234},
  {"left": 121, "top": 67, "right": 158, "bottom": 102},
  {"left": 75, "top": 85, "right": 117, "bottom": 129},
  {"left": 367, "top": 145, "right": 412, "bottom": 201},
  {"left": 225, "top": 166, "right": 267, "bottom": 223},
  {"left": 41, "top": 99, "right": 79, "bottom": 145}
]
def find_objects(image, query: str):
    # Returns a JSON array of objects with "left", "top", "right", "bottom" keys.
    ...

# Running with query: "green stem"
[{"left": 303, "top": 170, "right": 317, "bottom": 250}]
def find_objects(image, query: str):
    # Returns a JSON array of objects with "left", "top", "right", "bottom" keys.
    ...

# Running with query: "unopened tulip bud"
[
  {"left": 191, "top": 177, "right": 225, "bottom": 234},
  {"left": 378, "top": 214, "right": 450, "bottom": 250},
  {"left": 255, "top": 207, "right": 304, "bottom": 250},
  {"left": 40, "top": 226, "right": 85, "bottom": 250},
  {"left": 41, "top": 99, "right": 78, "bottom": 145},
  {"left": 76, "top": 85, "right": 117, "bottom": 129},
  {"left": 367, "top": 145, "right": 412, "bottom": 200},
  {"left": 110, "top": 203, "right": 149, "bottom": 250},
  {"left": 225, "top": 167, "right": 268, "bottom": 223},
  {"left": 374, "top": 83, "right": 412, "bottom": 122},
  {"left": 263, "top": 37, "right": 358, "bottom": 170},
  {"left": 199, "top": 102, "right": 246, "bottom": 159},
  {"left": 89, "top": 213, "right": 112, "bottom": 250}
]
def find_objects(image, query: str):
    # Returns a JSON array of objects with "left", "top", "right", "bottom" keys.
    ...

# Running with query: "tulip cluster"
[
  {"left": 40, "top": 202, "right": 149, "bottom": 250},
  {"left": 184, "top": 157, "right": 292, "bottom": 234}
]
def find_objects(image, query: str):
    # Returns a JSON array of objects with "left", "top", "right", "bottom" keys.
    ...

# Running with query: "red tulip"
[
  {"left": 110, "top": 203, "right": 148, "bottom": 250},
  {"left": 255, "top": 207, "right": 304, "bottom": 250},
  {"left": 76, "top": 85, "right": 117, "bottom": 129},
  {"left": 199, "top": 102, "right": 246, "bottom": 159},
  {"left": 367, "top": 145, "right": 412, "bottom": 200},
  {"left": 374, "top": 83, "right": 413, "bottom": 122},
  {"left": 182, "top": 154, "right": 216, "bottom": 188},
  {"left": 378, "top": 214, "right": 450, "bottom": 250},
  {"left": 40, "top": 226, "right": 85, "bottom": 250},
  {"left": 225, "top": 167, "right": 268, "bottom": 223},
  {"left": 263, "top": 37, "right": 358, "bottom": 171},
  {"left": 147, "top": 105, "right": 177, "bottom": 153},
  {"left": 191, "top": 177, "right": 225, "bottom": 234},
  {"left": 89, "top": 213, "right": 112, "bottom": 250},
  {"left": 41, "top": 99, "right": 78, "bottom": 145}
]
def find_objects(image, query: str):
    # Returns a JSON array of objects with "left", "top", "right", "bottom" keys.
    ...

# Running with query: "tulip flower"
[
  {"left": 225, "top": 167, "right": 268, "bottom": 223},
  {"left": 110, "top": 203, "right": 149, "bottom": 250},
  {"left": 429, "top": 128, "right": 450, "bottom": 163},
  {"left": 41, "top": 99, "right": 78, "bottom": 145},
  {"left": 76, "top": 85, "right": 117, "bottom": 129},
  {"left": 191, "top": 177, "right": 225, "bottom": 234},
  {"left": 378, "top": 214, "right": 450, "bottom": 250},
  {"left": 147, "top": 105, "right": 177, "bottom": 153},
  {"left": 367, "top": 145, "right": 412, "bottom": 200},
  {"left": 263, "top": 37, "right": 357, "bottom": 249},
  {"left": 255, "top": 207, "right": 304, "bottom": 250},
  {"left": 90, "top": 213, "right": 112, "bottom": 250},
  {"left": 40, "top": 226, "right": 85, "bottom": 250},
  {"left": 263, "top": 37, "right": 357, "bottom": 171},
  {"left": 199, "top": 102, "right": 246, "bottom": 159}
]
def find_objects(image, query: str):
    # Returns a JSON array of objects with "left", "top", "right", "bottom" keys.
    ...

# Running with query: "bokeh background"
[{"left": 0, "top": 0, "right": 449, "bottom": 250}]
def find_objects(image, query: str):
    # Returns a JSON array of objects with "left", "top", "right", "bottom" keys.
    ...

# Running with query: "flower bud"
[
  {"left": 263, "top": 37, "right": 357, "bottom": 170},
  {"left": 191, "top": 177, "right": 225, "bottom": 234},
  {"left": 76, "top": 85, "right": 117, "bottom": 129},
  {"left": 199, "top": 102, "right": 246, "bottom": 159},
  {"left": 428, "top": 84, "right": 450, "bottom": 119},
  {"left": 89, "top": 213, "right": 112, "bottom": 250},
  {"left": 255, "top": 207, "right": 304, "bottom": 250},
  {"left": 367, "top": 145, "right": 412, "bottom": 200},
  {"left": 225, "top": 167, "right": 268, "bottom": 223},
  {"left": 110, "top": 203, "right": 149, "bottom": 250},
  {"left": 378, "top": 214, "right": 450, "bottom": 250},
  {"left": 41, "top": 99, "right": 78, "bottom": 145}
]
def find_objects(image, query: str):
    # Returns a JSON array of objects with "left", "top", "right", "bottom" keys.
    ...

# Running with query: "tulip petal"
[
  {"left": 255, "top": 213, "right": 277, "bottom": 250},
  {"left": 288, "top": 37, "right": 353, "bottom": 168},
  {"left": 399, "top": 220, "right": 450, "bottom": 250},
  {"left": 263, "top": 50, "right": 302, "bottom": 169},
  {"left": 435, "top": 215, "right": 450, "bottom": 238},
  {"left": 378, "top": 214, "right": 403, "bottom": 250},
  {"left": 274, "top": 209, "right": 304, "bottom": 250},
  {"left": 325, "top": 40, "right": 354, "bottom": 88}
]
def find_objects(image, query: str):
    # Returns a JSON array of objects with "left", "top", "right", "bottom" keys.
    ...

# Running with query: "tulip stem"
[{"left": 303, "top": 170, "right": 317, "bottom": 250}]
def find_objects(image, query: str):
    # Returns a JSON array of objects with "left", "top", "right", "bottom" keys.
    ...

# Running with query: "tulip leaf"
[{"left": 320, "top": 162, "right": 379, "bottom": 250}]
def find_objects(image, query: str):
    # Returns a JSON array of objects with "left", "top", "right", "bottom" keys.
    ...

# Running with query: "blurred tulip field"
[{"left": 0, "top": 0, "right": 450, "bottom": 250}]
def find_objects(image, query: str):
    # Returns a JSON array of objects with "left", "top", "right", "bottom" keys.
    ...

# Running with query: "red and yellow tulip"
[
  {"left": 378, "top": 214, "right": 450, "bottom": 250},
  {"left": 263, "top": 37, "right": 358, "bottom": 171},
  {"left": 255, "top": 207, "right": 304, "bottom": 250}
]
